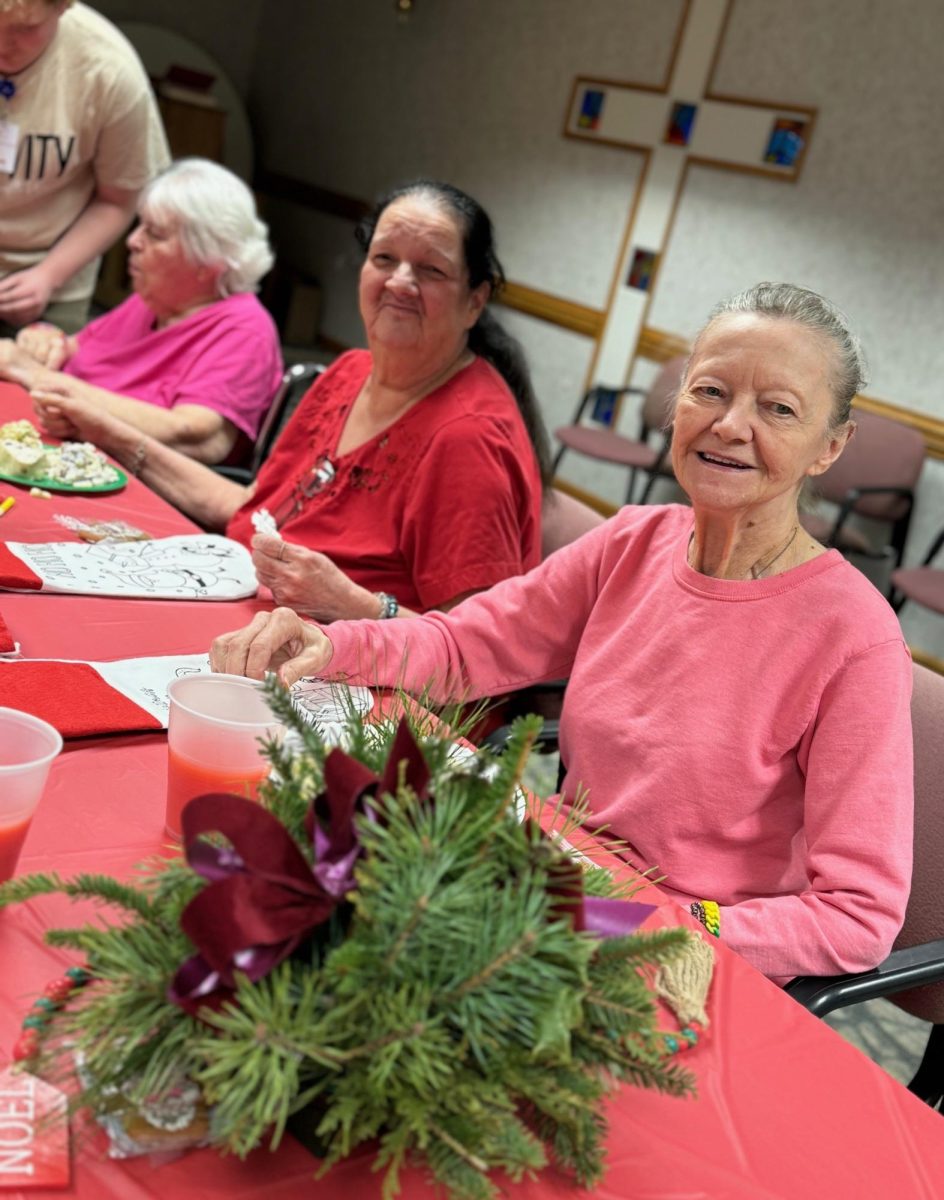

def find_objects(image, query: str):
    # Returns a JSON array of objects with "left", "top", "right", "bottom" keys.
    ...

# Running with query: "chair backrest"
[
  {"left": 250, "top": 362, "right": 326, "bottom": 476},
  {"left": 888, "top": 662, "right": 944, "bottom": 1023},
  {"left": 541, "top": 489, "right": 605, "bottom": 559},
  {"left": 641, "top": 355, "right": 688, "bottom": 432},
  {"left": 813, "top": 408, "right": 925, "bottom": 521}
]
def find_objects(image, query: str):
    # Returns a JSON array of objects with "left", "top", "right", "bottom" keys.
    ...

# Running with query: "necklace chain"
[
  {"left": 748, "top": 525, "right": 800, "bottom": 579},
  {"left": 687, "top": 524, "right": 801, "bottom": 580}
]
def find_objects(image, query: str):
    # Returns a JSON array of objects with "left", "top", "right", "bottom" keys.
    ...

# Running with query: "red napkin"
[
  {"left": 0, "top": 543, "right": 42, "bottom": 590},
  {"left": 0, "top": 661, "right": 163, "bottom": 738},
  {"left": 0, "top": 609, "right": 13, "bottom": 653}
]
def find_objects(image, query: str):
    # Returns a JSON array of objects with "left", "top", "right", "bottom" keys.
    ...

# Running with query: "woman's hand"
[
  {"left": 251, "top": 535, "right": 377, "bottom": 622},
  {"left": 209, "top": 607, "right": 333, "bottom": 685},
  {"left": 0, "top": 265, "right": 56, "bottom": 327},
  {"left": 31, "top": 383, "right": 121, "bottom": 446},
  {"left": 15, "top": 323, "right": 73, "bottom": 370},
  {"left": 0, "top": 338, "right": 42, "bottom": 388}
]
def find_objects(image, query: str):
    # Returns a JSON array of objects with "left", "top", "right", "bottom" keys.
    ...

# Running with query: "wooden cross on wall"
[{"left": 564, "top": 0, "right": 817, "bottom": 387}]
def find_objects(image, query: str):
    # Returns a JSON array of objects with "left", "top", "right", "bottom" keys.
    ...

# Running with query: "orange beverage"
[
  {"left": 165, "top": 748, "right": 271, "bottom": 839},
  {"left": 0, "top": 708, "right": 62, "bottom": 881},
  {"left": 0, "top": 815, "right": 33, "bottom": 882}
]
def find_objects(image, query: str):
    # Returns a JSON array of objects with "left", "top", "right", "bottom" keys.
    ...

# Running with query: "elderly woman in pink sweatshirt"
[{"left": 210, "top": 282, "right": 914, "bottom": 985}]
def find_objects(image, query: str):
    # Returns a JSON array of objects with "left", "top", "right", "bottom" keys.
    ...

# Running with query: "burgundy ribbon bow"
[
  {"left": 168, "top": 719, "right": 430, "bottom": 1013},
  {"left": 545, "top": 852, "right": 655, "bottom": 938}
]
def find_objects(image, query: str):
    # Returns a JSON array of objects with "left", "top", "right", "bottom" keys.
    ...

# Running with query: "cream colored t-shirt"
[{"left": 0, "top": 3, "right": 170, "bottom": 302}]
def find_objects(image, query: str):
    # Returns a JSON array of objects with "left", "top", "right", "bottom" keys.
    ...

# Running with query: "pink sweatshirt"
[{"left": 323, "top": 505, "right": 914, "bottom": 982}]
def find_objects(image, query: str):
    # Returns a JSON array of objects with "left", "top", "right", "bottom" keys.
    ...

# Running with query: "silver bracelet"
[{"left": 376, "top": 592, "right": 399, "bottom": 619}]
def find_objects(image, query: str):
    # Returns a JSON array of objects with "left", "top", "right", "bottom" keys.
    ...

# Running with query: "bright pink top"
[
  {"left": 322, "top": 504, "right": 914, "bottom": 982},
  {"left": 64, "top": 292, "right": 283, "bottom": 441}
]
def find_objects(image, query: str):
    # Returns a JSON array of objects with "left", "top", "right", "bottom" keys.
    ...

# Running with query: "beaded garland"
[
  {"left": 13, "top": 966, "right": 91, "bottom": 1064},
  {"left": 13, "top": 963, "right": 704, "bottom": 1071},
  {"left": 662, "top": 1019, "right": 702, "bottom": 1055}
]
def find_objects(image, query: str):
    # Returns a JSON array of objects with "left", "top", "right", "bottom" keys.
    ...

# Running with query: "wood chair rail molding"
[
  {"left": 912, "top": 647, "right": 944, "bottom": 678},
  {"left": 255, "top": 171, "right": 944, "bottom": 461}
]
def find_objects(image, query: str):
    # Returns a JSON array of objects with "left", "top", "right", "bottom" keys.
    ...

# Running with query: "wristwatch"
[{"left": 376, "top": 592, "right": 399, "bottom": 619}]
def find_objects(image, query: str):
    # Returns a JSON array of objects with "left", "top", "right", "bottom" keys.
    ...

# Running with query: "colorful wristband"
[{"left": 690, "top": 900, "right": 721, "bottom": 937}]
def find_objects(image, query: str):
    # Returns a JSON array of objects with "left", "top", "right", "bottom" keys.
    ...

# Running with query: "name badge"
[{"left": 0, "top": 121, "right": 18, "bottom": 173}]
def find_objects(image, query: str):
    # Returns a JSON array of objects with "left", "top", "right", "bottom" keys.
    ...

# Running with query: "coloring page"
[
  {"left": 96, "top": 661, "right": 373, "bottom": 731},
  {"left": 4, "top": 651, "right": 374, "bottom": 732},
  {"left": 5, "top": 535, "right": 258, "bottom": 599}
]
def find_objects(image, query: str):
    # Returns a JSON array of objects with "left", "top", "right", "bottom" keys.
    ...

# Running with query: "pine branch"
[
  {"left": 1, "top": 680, "right": 699, "bottom": 1200},
  {"left": 0, "top": 871, "right": 67, "bottom": 907},
  {"left": 447, "top": 930, "right": 537, "bottom": 1001}
]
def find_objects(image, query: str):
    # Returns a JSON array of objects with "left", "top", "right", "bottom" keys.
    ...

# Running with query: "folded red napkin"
[
  {"left": 0, "top": 660, "right": 163, "bottom": 738},
  {"left": 0, "top": 609, "right": 13, "bottom": 653},
  {"left": 0, "top": 543, "right": 42, "bottom": 591}
]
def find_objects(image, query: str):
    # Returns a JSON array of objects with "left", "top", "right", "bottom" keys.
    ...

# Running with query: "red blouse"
[{"left": 226, "top": 351, "right": 542, "bottom": 611}]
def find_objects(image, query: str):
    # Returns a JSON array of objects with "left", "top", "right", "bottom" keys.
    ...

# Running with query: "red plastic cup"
[
  {"left": 165, "top": 675, "right": 283, "bottom": 839},
  {"left": 0, "top": 708, "right": 63, "bottom": 883}
]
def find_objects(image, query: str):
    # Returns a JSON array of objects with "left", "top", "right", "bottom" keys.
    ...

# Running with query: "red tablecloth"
[
  {"left": 0, "top": 384, "right": 268, "bottom": 659},
  {"left": 2, "top": 382, "right": 943, "bottom": 1199}
]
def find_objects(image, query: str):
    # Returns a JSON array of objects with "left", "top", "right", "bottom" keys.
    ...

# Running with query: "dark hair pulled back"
[{"left": 356, "top": 179, "right": 551, "bottom": 485}]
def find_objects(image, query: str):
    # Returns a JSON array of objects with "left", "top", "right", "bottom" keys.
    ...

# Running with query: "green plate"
[{"left": 0, "top": 445, "right": 128, "bottom": 494}]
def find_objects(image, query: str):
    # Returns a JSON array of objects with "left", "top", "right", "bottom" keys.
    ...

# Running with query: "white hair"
[{"left": 140, "top": 158, "right": 274, "bottom": 296}]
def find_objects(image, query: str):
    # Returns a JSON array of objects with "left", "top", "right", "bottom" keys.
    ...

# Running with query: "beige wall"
[
  {"left": 88, "top": 1, "right": 944, "bottom": 658},
  {"left": 92, "top": 0, "right": 264, "bottom": 94}
]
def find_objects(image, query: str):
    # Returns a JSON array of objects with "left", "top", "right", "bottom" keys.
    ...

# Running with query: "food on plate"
[
  {"left": 0, "top": 419, "right": 119, "bottom": 487},
  {"left": 43, "top": 442, "right": 120, "bottom": 488},
  {"left": 0, "top": 420, "right": 47, "bottom": 478}
]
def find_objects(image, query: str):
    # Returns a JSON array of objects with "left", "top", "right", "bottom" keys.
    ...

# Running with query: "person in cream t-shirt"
[{"left": 0, "top": 0, "right": 169, "bottom": 332}]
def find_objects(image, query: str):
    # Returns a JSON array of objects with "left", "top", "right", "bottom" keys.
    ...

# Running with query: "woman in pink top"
[
  {"left": 208, "top": 283, "right": 915, "bottom": 984},
  {"left": 0, "top": 158, "right": 282, "bottom": 465}
]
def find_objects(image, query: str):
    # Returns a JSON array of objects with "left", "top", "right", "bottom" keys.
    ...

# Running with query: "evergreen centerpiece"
[{"left": 1, "top": 685, "right": 701, "bottom": 1200}]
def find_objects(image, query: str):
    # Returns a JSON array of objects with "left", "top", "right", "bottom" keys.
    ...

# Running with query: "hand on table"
[
  {"left": 251, "top": 534, "right": 374, "bottom": 622},
  {"left": 210, "top": 606, "right": 333, "bottom": 685},
  {"left": 15, "top": 323, "right": 73, "bottom": 369},
  {"left": 31, "top": 381, "right": 115, "bottom": 444},
  {"left": 0, "top": 265, "right": 56, "bottom": 327}
]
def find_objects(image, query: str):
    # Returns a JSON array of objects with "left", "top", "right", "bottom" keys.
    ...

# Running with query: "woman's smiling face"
[
  {"left": 671, "top": 313, "right": 851, "bottom": 521},
  {"left": 358, "top": 194, "right": 488, "bottom": 358}
]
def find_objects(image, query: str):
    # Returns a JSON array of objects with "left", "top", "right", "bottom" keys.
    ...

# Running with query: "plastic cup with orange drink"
[
  {"left": 0, "top": 708, "right": 63, "bottom": 883},
  {"left": 164, "top": 674, "right": 284, "bottom": 839}
]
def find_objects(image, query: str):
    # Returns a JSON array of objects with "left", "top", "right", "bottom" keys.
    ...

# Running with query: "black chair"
[
  {"left": 552, "top": 357, "right": 686, "bottom": 505},
  {"left": 786, "top": 663, "right": 944, "bottom": 1110},
  {"left": 214, "top": 361, "right": 326, "bottom": 485}
]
